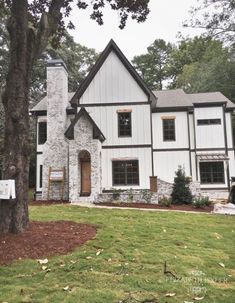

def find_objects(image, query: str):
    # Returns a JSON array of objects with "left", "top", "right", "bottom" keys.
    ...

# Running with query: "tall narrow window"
[
  {"left": 113, "top": 160, "right": 139, "bottom": 186},
  {"left": 163, "top": 119, "right": 175, "bottom": 141},
  {"left": 199, "top": 162, "right": 225, "bottom": 184},
  {"left": 118, "top": 112, "right": 132, "bottom": 137},
  {"left": 38, "top": 122, "right": 47, "bottom": 144},
  {"left": 39, "top": 165, "right": 43, "bottom": 188}
]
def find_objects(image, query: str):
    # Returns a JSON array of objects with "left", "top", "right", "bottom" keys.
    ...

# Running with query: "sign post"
[
  {"left": 0, "top": 180, "right": 16, "bottom": 200},
  {"left": 47, "top": 167, "right": 65, "bottom": 200}
]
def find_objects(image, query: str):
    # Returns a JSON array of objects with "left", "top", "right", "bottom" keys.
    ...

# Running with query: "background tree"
[
  {"left": 0, "top": 0, "right": 150, "bottom": 234},
  {"left": 170, "top": 37, "right": 235, "bottom": 102},
  {"left": 132, "top": 39, "right": 173, "bottom": 90},
  {"left": 184, "top": 0, "right": 235, "bottom": 44}
]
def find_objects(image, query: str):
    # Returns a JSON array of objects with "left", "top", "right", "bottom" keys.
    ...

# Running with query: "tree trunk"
[{"left": 0, "top": 0, "right": 30, "bottom": 233}]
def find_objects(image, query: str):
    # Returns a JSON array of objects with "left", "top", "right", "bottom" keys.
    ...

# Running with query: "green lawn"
[{"left": 0, "top": 205, "right": 235, "bottom": 303}]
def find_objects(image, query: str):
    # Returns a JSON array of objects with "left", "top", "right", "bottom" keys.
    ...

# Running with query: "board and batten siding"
[
  {"left": 225, "top": 112, "right": 234, "bottom": 149},
  {"left": 153, "top": 151, "right": 191, "bottom": 183},
  {"left": 194, "top": 107, "right": 225, "bottom": 149},
  {"left": 101, "top": 147, "right": 152, "bottom": 190},
  {"left": 79, "top": 51, "right": 148, "bottom": 104},
  {"left": 86, "top": 104, "right": 152, "bottom": 146},
  {"left": 152, "top": 112, "right": 189, "bottom": 149}
]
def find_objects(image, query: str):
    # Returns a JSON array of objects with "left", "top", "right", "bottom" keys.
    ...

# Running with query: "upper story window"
[
  {"left": 118, "top": 111, "right": 132, "bottom": 137},
  {"left": 162, "top": 118, "right": 175, "bottom": 141},
  {"left": 38, "top": 122, "right": 47, "bottom": 145},
  {"left": 197, "top": 119, "right": 221, "bottom": 125}
]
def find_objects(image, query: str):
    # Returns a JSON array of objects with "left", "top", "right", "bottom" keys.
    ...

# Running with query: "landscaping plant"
[{"left": 171, "top": 166, "right": 193, "bottom": 204}]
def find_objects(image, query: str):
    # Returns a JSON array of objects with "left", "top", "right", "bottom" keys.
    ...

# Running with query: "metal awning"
[{"left": 197, "top": 153, "right": 229, "bottom": 162}]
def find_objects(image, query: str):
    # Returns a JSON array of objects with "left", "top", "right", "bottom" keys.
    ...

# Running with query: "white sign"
[
  {"left": 49, "top": 170, "right": 64, "bottom": 181},
  {"left": 0, "top": 180, "right": 16, "bottom": 199}
]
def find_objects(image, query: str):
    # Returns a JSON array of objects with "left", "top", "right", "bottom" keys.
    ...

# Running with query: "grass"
[{"left": 0, "top": 205, "right": 235, "bottom": 303}]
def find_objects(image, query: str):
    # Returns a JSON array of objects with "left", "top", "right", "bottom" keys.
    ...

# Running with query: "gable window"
[
  {"left": 118, "top": 112, "right": 132, "bottom": 137},
  {"left": 197, "top": 119, "right": 221, "bottom": 125},
  {"left": 163, "top": 118, "right": 175, "bottom": 141},
  {"left": 199, "top": 162, "right": 225, "bottom": 184},
  {"left": 113, "top": 160, "right": 139, "bottom": 186},
  {"left": 38, "top": 122, "right": 47, "bottom": 144}
]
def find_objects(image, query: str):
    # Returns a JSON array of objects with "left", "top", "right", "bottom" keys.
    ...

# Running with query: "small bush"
[
  {"left": 158, "top": 196, "right": 172, "bottom": 207},
  {"left": 171, "top": 166, "right": 193, "bottom": 205},
  {"left": 127, "top": 188, "right": 134, "bottom": 202},
  {"left": 112, "top": 188, "right": 121, "bottom": 200},
  {"left": 193, "top": 196, "right": 211, "bottom": 208},
  {"left": 141, "top": 189, "right": 153, "bottom": 203}
]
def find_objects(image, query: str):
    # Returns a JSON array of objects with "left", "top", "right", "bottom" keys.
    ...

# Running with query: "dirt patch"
[
  {"left": 0, "top": 221, "right": 97, "bottom": 265},
  {"left": 94, "top": 202, "right": 213, "bottom": 213}
]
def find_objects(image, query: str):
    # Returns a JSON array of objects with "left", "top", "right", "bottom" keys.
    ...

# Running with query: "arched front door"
[{"left": 79, "top": 150, "right": 91, "bottom": 196}]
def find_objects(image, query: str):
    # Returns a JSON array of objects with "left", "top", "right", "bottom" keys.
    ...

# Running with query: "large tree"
[
  {"left": 184, "top": 0, "right": 235, "bottom": 44},
  {"left": 0, "top": 0, "right": 150, "bottom": 234},
  {"left": 132, "top": 39, "right": 173, "bottom": 90}
]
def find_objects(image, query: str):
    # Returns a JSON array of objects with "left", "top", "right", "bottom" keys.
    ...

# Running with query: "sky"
[{"left": 69, "top": 0, "right": 204, "bottom": 60}]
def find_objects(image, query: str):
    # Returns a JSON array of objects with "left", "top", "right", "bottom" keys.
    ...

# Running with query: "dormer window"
[
  {"left": 38, "top": 122, "right": 47, "bottom": 144},
  {"left": 118, "top": 111, "right": 132, "bottom": 137}
]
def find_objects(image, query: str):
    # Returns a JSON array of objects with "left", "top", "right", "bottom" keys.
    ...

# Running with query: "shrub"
[
  {"left": 141, "top": 189, "right": 153, "bottom": 203},
  {"left": 127, "top": 188, "right": 134, "bottom": 202},
  {"left": 193, "top": 196, "right": 211, "bottom": 208},
  {"left": 171, "top": 166, "right": 193, "bottom": 205},
  {"left": 112, "top": 188, "right": 121, "bottom": 201},
  {"left": 158, "top": 196, "right": 172, "bottom": 207}
]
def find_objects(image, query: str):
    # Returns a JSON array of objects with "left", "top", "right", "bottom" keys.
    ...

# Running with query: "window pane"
[
  {"left": 163, "top": 119, "right": 175, "bottom": 141},
  {"left": 113, "top": 160, "right": 139, "bottom": 186},
  {"left": 118, "top": 112, "right": 132, "bottom": 137},
  {"left": 38, "top": 122, "right": 47, "bottom": 144},
  {"left": 200, "top": 162, "right": 224, "bottom": 184},
  {"left": 197, "top": 119, "right": 221, "bottom": 125}
]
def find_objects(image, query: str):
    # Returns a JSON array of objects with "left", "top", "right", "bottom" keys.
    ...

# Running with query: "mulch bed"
[
  {"left": 0, "top": 221, "right": 97, "bottom": 265},
  {"left": 94, "top": 202, "right": 214, "bottom": 213}
]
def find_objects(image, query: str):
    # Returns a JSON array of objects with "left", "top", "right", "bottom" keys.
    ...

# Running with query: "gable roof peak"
[{"left": 70, "top": 39, "right": 156, "bottom": 107}]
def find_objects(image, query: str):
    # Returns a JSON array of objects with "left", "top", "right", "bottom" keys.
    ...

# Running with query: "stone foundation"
[{"left": 95, "top": 189, "right": 158, "bottom": 204}]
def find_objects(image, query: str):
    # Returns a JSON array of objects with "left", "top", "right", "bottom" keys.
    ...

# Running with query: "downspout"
[{"left": 223, "top": 104, "right": 230, "bottom": 191}]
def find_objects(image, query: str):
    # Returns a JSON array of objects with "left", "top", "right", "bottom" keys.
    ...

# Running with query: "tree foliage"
[
  {"left": 132, "top": 39, "right": 173, "bottom": 90},
  {"left": 171, "top": 167, "right": 193, "bottom": 205},
  {"left": 173, "top": 37, "right": 235, "bottom": 101},
  {"left": 184, "top": 0, "right": 235, "bottom": 44},
  {"left": 0, "top": 0, "right": 150, "bottom": 234}
]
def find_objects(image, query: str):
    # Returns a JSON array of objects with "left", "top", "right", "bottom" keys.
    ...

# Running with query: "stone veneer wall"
[
  {"left": 42, "top": 140, "right": 69, "bottom": 200},
  {"left": 95, "top": 178, "right": 201, "bottom": 204},
  {"left": 69, "top": 115, "right": 102, "bottom": 203}
]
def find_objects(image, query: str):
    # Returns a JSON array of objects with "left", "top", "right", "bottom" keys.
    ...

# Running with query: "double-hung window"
[
  {"left": 163, "top": 118, "right": 175, "bottom": 141},
  {"left": 118, "top": 112, "right": 132, "bottom": 137}
]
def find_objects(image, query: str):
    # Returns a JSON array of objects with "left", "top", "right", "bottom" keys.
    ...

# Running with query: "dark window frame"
[
  {"left": 197, "top": 119, "right": 221, "bottom": 126},
  {"left": 163, "top": 119, "right": 175, "bottom": 141},
  {"left": 38, "top": 122, "right": 47, "bottom": 145},
  {"left": 112, "top": 160, "right": 139, "bottom": 186},
  {"left": 199, "top": 161, "right": 225, "bottom": 184},
  {"left": 118, "top": 112, "right": 132, "bottom": 137},
  {"left": 39, "top": 165, "right": 43, "bottom": 188}
]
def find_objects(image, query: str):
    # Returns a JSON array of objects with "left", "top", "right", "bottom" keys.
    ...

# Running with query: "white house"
[{"left": 31, "top": 39, "right": 235, "bottom": 202}]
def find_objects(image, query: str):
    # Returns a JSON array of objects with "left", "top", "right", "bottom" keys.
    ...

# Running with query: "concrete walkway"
[{"left": 71, "top": 201, "right": 213, "bottom": 215}]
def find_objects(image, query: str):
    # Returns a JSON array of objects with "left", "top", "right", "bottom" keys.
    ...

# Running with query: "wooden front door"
[{"left": 81, "top": 160, "right": 91, "bottom": 195}]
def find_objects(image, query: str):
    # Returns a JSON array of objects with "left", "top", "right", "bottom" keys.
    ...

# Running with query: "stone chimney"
[
  {"left": 46, "top": 59, "right": 68, "bottom": 140},
  {"left": 42, "top": 59, "right": 69, "bottom": 200}
]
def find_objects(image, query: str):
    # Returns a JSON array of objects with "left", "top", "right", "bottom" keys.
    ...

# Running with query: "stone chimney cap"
[{"left": 47, "top": 59, "right": 68, "bottom": 72}]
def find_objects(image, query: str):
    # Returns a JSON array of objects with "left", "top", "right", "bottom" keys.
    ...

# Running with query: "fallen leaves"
[{"left": 218, "top": 262, "right": 225, "bottom": 268}]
